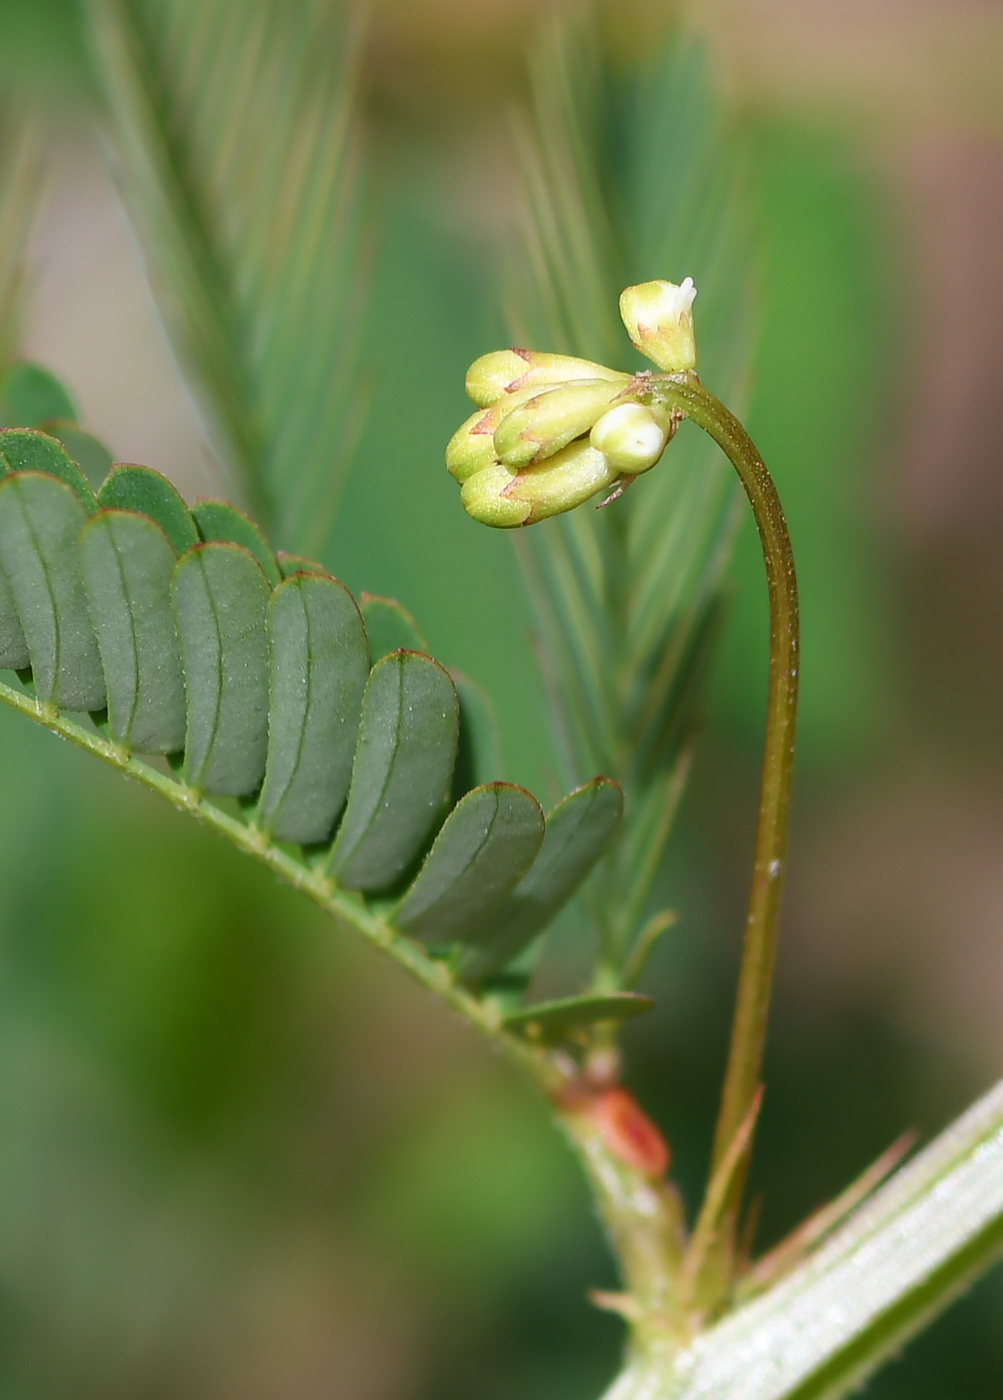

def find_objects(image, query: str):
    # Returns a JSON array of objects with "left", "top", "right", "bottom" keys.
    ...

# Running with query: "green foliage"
[
  {"left": 0, "top": 472, "right": 105, "bottom": 709},
  {"left": 173, "top": 542, "right": 272, "bottom": 793},
  {"left": 0, "top": 104, "right": 37, "bottom": 367},
  {"left": 503, "top": 991, "right": 654, "bottom": 1041},
  {"left": 81, "top": 0, "right": 369, "bottom": 552},
  {"left": 396, "top": 783, "right": 545, "bottom": 945},
  {"left": 0, "top": 360, "right": 77, "bottom": 424},
  {"left": 98, "top": 462, "right": 198, "bottom": 552},
  {"left": 0, "top": 429, "right": 623, "bottom": 1031},
  {"left": 191, "top": 498, "right": 282, "bottom": 586},
  {"left": 79, "top": 509, "right": 187, "bottom": 750},
  {"left": 258, "top": 572, "right": 369, "bottom": 843},
  {"left": 460, "top": 776, "right": 625, "bottom": 983},
  {"left": 503, "top": 19, "right": 755, "bottom": 984}
]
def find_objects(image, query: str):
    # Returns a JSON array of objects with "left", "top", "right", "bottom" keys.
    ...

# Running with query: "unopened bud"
[
  {"left": 461, "top": 440, "right": 619, "bottom": 529},
  {"left": 466, "top": 349, "right": 629, "bottom": 408},
  {"left": 590, "top": 402, "right": 670, "bottom": 474},
  {"left": 618, "top": 277, "right": 697, "bottom": 373},
  {"left": 493, "top": 379, "right": 626, "bottom": 470},
  {"left": 446, "top": 384, "right": 543, "bottom": 482},
  {"left": 587, "top": 1088, "right": 670, "bottom": 1178},
  {"left": 459, "top": 462, "right": 530, "bottom": 528}
]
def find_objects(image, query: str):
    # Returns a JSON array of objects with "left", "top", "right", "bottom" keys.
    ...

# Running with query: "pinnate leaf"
[
  {"left": 0, "top": 429, "right": 97, "bottom": 513},
  {"left": 0, "top": 473, "right": 106, "bottom": 710},
  {"left": 193, "top": 498, "right": 281, "bottom": 587},
  {"left": 460, "top": 776, "right": 624, "bottom": 982},
  {"left": 173, "top": 542, "right": 270, "bottom": 794},
  {"left": 329, "top": 652, "right": 459, "bottom": 891},
  {"left": 99, "top": 464, "right": 198, "bottom": 554},
  {"left": 258, "top": 573, "right": 369, "bottom": 844},
  {"left": 360, "top": 593, "right": 427, "bottom": 661},
  {"left": 503, "top": 991, "right": 654, "bottom": 1040},
  {"left": 395, "top": 782, "right": 544, "bottom": 944},
  {"left": 78, "top": 509, "right": 186, "bottom": 751},
  {"left": 0, "top": 362, "right": 77, "bottom": 426}
]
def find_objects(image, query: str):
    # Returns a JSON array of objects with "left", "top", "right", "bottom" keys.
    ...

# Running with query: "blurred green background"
[{"left": 2, "top": 0, "right": 1003, "bottom": 1396}]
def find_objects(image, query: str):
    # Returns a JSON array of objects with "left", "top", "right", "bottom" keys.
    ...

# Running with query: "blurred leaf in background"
[{"left": 82, "top": 0, "right": 369, "bottom": 552}]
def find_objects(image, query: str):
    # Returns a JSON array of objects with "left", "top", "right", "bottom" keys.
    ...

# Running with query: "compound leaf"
[
  {"left": 0, "top": 472, "right": 106, "bottom": 710},
  {"left": 452, "top": 670, "right": 504, "bottom": 796},
  {"left": 329, "top": 651, "right": 458, "bottom": 891},
  {"left": 81, "top": 0, "right": 369, "bottom": 552},
  {"left": 258, "top": 572, "right": 369, "bottom": 844},
  {"left": 173, "top": 542, "right": 270, "bottom": 794},
  {"left": 78, "top": 509, "right": 185, "bottom": 751},
  {"left": 503, "top": 990, "right": 654, "bottom": 1040},
  {"left": 98, "top": 463, "right": 198, "bottom": 555},
  {"left": 0, "top": 362, "right": 77, "bottom": 426},
  {"left": 460, "top": 776, "right": 624, "bottom": 982},
  {"left": 193, "top": 497, "right": 281, "bottom": 587},
  {"left": 395, "top": 782, "right": 544, "bottom": 944},
  {"left": 0, "top": 429, "right": 97, "bottom": 513},
  {"left": 360, "top": 593, "right": 427, "bottom": 661}
]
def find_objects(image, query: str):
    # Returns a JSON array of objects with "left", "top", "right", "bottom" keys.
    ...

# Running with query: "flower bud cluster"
[{"left": 447, "top": 280, "right": 697, "bottom": 528}]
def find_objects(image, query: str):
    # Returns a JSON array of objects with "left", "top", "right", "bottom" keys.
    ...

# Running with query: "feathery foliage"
[
  {"left": 503, "top": 17, "right": 755, "bottom": 983},
  {"left": 81, "top": 0, "right": 369, "bottom": 553}
]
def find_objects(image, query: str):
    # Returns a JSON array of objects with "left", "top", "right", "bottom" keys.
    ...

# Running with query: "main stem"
[{"left": 643, "top": 372, "right": 800, "bottom": 1274}]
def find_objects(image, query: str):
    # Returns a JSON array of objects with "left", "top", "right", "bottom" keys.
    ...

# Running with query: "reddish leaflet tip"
[{"left": 589, "top": 1088, "right": 670, "bottom": 1178}]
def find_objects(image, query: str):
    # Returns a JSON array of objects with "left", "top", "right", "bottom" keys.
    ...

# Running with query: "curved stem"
[{"left": 641, "top": 371, "right": 800, "bottom": 1294}]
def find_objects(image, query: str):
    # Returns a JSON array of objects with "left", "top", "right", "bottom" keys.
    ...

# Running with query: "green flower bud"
[
  {"left": 460, "top": 462, "right": 530, "bottom": 527},
  {"left": 618, "top": 277, "right": 697, "bottom": 372},
  {"left": 590, "top": 402, "right": 669, "bottom": 474},
  {"left": 493, "top": 379, "right": 627, "bottom": 470},
  {"left": 465, "top": 349, "right": 629, "bottom": 408},
  {"left": 461, "top": 440, "right": 620, "bottom": 529},
  {"left": 445, "top": 383, "right": 543, "bottom": 482}
]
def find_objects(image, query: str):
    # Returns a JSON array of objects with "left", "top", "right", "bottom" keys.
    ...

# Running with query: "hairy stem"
[{"left": 641, "top": 371, "right": 800, "bottom": 1300}]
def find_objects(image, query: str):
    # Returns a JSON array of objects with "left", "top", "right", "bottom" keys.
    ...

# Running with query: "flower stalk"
[{"left": 448, "top": 277, "right": 800, "bottom": 1331}]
